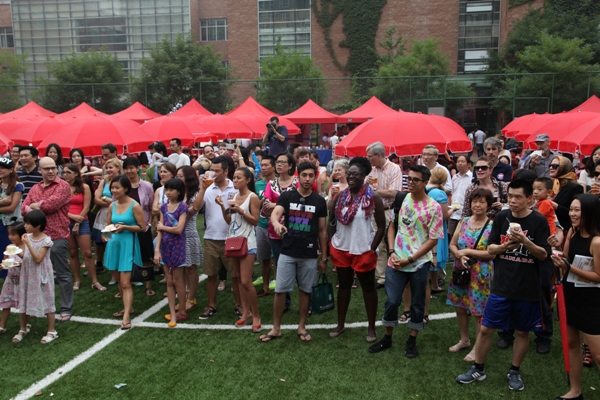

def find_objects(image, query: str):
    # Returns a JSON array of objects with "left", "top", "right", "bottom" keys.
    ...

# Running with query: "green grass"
[{"left": 0, "top": 214, "right": 597, "bottom": 399}]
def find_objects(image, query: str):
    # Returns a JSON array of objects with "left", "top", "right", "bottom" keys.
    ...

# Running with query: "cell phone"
[{"left": 226, "top": 144, "right": 235, "bottom": 150}]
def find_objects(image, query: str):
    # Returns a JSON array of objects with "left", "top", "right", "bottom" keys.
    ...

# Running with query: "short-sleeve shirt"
[
  {"left": 255, "top": 178, "right": 269, "bottom": 229},
  {"left": 390, "top": 193, "right": 444, "bottom": 272},
  {"left": 16, "top": 166, "right": 43, "bottom": 200},
  {"left": 492, "top": 162, "right": 513, "bottom": 182},
  {"left": 277, "top": 190, "right": 327, "bottom": 259},
  {"left": 203, "top": 180, "right": 237, "bottom": 241},
  {"left": 474, "top": 130, "right": 485, "bottom": 144},
  {"left": 267, "top": 126, "right": 289, "bottom": 156},
  {"left": 487, "top": 209, "right": 551, "bottom": 302},
  {"left": 368, "top": 160, "right": 402, "bottom": 208}
]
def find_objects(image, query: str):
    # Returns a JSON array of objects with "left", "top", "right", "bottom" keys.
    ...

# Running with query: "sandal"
[
  {"left": 92, "top": 282, "right": 107, "bottom": 291},
  {"left": 398, "top": 311, "right": 410, "bottom": 323},
  {"left": 145, "top": 288, "right": 156, "bottom": 297},
  {"left": 583, "top": 343, "right": 593, "bottom": 367},
  {"left": 113, "top": 310, "right": 134, "bottom": 318},
  {"left": 121, "top": 321, "right": 132, "bottom": 330},
  {"left": 0, "top": 327, "right": 6, "bottom": 335},
  {"left": 449, "top": 340, "right": 471, "bottom": 352},
  {"left": 464, "top": 349, "right": 476, "bottom": 362},
  {"left": 73, "top": 281, "right": 81, "bottom": 291},
  {"left": 12, "top": 329, "right": 28, "bottom": 343},
  {"left": 58, "top": 314, "right": 72, "bottom": 323},
  {"left": 352, "top": 278, "right": 358, "bottom": 289},
  {"left": 114, "top": 293, "right": 122, "bottom": 299},
  {"left": 423, "top": 315, "right": 430, "bottom": 324},
  {"left": 185, "top": 299, "right": 197, "bottom": 312},
  {"left": 40, "top": 331, "right": 58, "bottom": 344}
]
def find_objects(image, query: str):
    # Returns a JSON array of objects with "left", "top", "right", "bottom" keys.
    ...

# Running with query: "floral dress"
[
  {"left": 18, "top": 235, "right": 55, "bottom": 318},
  {"left": 160, "top": 202, "right": 188, "bottom": 270},
  {"left": 0, "top": 255, "right": 22, "bottom": 309},
  {"left": 446, "top": 217, "right": 493, "bottom": 317},
  {"left": 183, "top": 192, "right": 203, "bottom": 266}
]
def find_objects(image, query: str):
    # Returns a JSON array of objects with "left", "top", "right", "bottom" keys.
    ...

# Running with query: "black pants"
[{"left": 498, "top": 259, "right": 554, "bottom": 344}]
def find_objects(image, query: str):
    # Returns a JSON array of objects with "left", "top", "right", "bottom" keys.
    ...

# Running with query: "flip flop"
[
  {"left": 298, "top": 332, "right": 312, "bottom": 342},
  {"left": 113, "top": 310, "right": 135, "bottom": 318},
  {"left": 329, "top": 328, "right": 345, "bottom": 338},
  {"left": 145, "top": 288, "right": 156, "bottom": 297},
  {"left": 58, "top": 314, "right": 72, "bottom": 323},
  {"left": 121, "top": 321, "right": 132, "bottom": 330},
  {"left": 257, "top": 333, "right": 282, "bottom": 343}
]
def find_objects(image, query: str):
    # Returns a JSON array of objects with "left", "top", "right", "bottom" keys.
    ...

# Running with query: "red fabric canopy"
[
  {"left": 501, "top": 113, "right": 559, "bottom": 139},
  {"left": 569, "top": 95, "right": 600, "bottom": 113},
  {"left": 113, "top": 101, "right": 162, "bottom": 123},
  {"left": 140, "top": 115, "right": 206, "bottom": 146},
  {"left": 8, "top": 116, "right": 64, "bottom": 146},
  {"left": 558, "top": 115, "right": 600, "bottom": 154},
  {"left": 226, "top": 97, "right": 278, "bottom": 117},
  {"left": 170, "top": 99, "right": 213, "bottom": 118},
  {"left": 56, "top": 103, "right": 109, "bottom": 123},
  {"left": 336, "top": 96, "right": 396, "bottom": 123},
  {"left": 521, "top": 111, "right": 600, "bottom": 150},
  {"left": 0, "top": 101, "right": 55, "bottom": 120},
  {"left": 283, "top": 99, "right": 338, "bottom": 124}
]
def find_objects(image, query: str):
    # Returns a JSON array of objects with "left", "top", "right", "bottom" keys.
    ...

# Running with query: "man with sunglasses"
[
  {"left": 523, "top": 134, "right": 557, "bottom": 178},
  {"left": 369, "top": 165, "right": 443, "bottom": 358},
  {"left": 259, "top": 162, "right": 327, "bottom": 343}
]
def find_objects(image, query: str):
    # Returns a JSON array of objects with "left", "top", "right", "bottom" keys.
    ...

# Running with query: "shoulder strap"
[
  {"left": 472, "top": 219, "right": 490, "bottom": 250},
  {"left": 392, "top": 191, "right": 408, "bottom": 228}
]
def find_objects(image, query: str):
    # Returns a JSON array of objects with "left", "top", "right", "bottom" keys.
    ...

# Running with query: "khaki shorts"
[{"left": 203, "top": 239, "right": 236, "bottom": 278}]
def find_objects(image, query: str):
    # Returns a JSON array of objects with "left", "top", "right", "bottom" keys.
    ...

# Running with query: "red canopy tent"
[
  {"left": 8, "top": 116, "right": 64, "bottom": 146},
  {"left": 569, "top": 95, "right": 600, "bottom": 113},
  {"left": 521, "top": 111, "right": 600, "bottom": 150},
  {"left": 170, "top": 99, "right": 213, "bottom": 118},
  {"left": 335, "top": 111, "right": 472, "bottom": 157},
  {"left": 226, "top": 97, "right": 278, "bottom": 117},
  {"left": 558, "top": 115, "right": 600, "bottom": 155},
  {"left": 336, "top": 96, "right": 396, "bottom": 123},
  {"left": 56, "top": 103, "right": 109, "bottom": 123},
  {"left": 0, "top": 101, "right": 55, "bottom": 120},
  {"left": 113, "top": 101, "right": 162, "bottom": 124},
  {"left": 282, "top": 99, "right": 339, "bottom": 124},
  {"left": 140, "top": 115, "right": 207, "bottom": 146},
  {"left": 501, "top": 113, "right": 559, "bottom": 139},
  {"left": 0, "top": 132, "right": 12, "bottom": 154},
  {"left": 194, "top": 114, "right": 255, "bottom": 139}
]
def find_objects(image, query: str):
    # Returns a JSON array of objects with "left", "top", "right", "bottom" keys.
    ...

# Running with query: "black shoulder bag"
[
  {"left": 131, "top": 232, "right": 155, "bottom": 282},
  {"left": 452, "top": 219, "right": 490, "bottom": 287}
]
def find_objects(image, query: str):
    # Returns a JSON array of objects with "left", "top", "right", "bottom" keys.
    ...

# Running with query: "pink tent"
[
  {"left": 170, "top": 99, "right": 213, "bottom": 118},
  {"left": 56, "top": 103, "right": 109, "bottom": 123},
  {"left": 0, "top": 101, "right": 55, "bottom": 120},
  {"left": 336, "top": 96, "right": 396, "bottom": 123},
  {"left": 569, "top": 95, "right": 600, "bottom": 113},
  {"left": 113, "top": 102, "right": 162, "bottom": 124},
  {"left": 283, "top": 99, "right": 338, "bottom": 124}
]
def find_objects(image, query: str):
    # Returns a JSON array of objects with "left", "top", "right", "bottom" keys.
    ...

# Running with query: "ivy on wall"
[
  {"left": 312, "top": 0, "right": 387, "bottom": 77},
  {"left": 508, "top": 0, "right": 536, "bottom": 8}
]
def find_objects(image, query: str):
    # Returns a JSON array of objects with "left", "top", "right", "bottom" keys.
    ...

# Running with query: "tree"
[
  {"left": 132, "top": 34, "right": 231, "bottom": 114},
  {"left": 488, "top": 0, "right": 600, "bottom": 115},
  {"left": 254, "top": 40, "right": 327, "bottom": 115},
  {"left": 0, "top": 51, "right": 26, "bottom": 112},
  {"left": 491, "top": 32, "right": 600, "bottom": 115},
  {"left": 35, "top": 49, "right": 126, "bottom": 114},
  {"left": 372, "top": 29, "right": 473, "bottom": 115}
]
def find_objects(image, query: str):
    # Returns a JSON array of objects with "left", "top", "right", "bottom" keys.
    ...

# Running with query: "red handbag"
[{"left": 224, "top": 236, "right": 248, "bottom": 257}]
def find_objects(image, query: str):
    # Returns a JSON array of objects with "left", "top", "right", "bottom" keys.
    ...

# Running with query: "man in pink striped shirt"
[{"left": 22, "top": 157, "right": 73, "bottom": 322}]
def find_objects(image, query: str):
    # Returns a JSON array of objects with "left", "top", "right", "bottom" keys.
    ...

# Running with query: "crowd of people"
[{"left": 0, "top": 121, "right": 599, "bottom": 399}]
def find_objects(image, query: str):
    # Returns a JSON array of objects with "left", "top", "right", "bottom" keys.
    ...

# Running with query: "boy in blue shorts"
[{"left": 456, "top": 179, "right": 551, "bottom": 391}]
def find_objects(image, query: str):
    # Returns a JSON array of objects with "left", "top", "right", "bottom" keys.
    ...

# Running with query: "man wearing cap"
[
  {"left": 523, "top": 134, "right": 556, "bottom": 178},
  {"left": 22, "top": 157, "right": 73, "bottom": 322}
]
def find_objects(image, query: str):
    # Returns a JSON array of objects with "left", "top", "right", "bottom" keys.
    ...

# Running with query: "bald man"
[{"left": 22, "top": 157, "right": 74, "bottom": 322}]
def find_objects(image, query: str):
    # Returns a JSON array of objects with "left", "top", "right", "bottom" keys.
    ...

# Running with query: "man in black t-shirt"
[
  {"left": 259, "top": 162, "right": 327, "bottom": 343},
  {"left": 456, "top": 179, "right": 550, "bottom": 392}
]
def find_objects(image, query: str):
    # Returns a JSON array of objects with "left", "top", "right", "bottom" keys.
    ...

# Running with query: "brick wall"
[{"left": 500, "top": 0, "right": 544, "bottom": 47}]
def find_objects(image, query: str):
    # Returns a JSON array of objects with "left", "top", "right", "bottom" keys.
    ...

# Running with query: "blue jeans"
[{"left": 382, "top": 263, "right": 430, "bottom": 331}]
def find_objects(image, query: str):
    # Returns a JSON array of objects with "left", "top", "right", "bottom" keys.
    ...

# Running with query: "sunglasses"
[
  {"left": 406, "top": 177, "right": 425, "bottom": 184},
  {"left": 474, "top": 165, "right": 489, "bottom": 171},
  {"left": 594, "top": 171, "right": 600, "bottom": 177},
  {"left": 549, "top": 164, "right": 560, "bottom": 169}
]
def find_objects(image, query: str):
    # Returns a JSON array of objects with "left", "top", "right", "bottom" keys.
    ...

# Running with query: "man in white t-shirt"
[
  {"left": 474, "top": 128, "right": 485, "bottom": 157},
  {"left": 169, "top": 138, "right": 191, "bottom": 168},
  {"left": 329, "top": 131, "right": 340, "bottom": 149}
]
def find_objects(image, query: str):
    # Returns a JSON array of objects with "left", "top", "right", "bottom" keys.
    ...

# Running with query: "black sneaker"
[
  {"left": 368, "top": 339, "right": 392, "bottom": 353},
  {"left": 405, "top": 339, "right": 419, "bottom": 358},
  {"left": 536, "top": 341, "right": 551, "bottom": 355},
  {"left": 496, "top": 337, "right": 513, "bottom": 350}
]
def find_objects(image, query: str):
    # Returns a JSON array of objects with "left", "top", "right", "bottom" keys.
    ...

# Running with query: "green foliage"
[
  {"left": 132, "top": 34, "right": 232, "bottom": 114},
  {"left": 373, "top": 29, "right": 473, "bottom": 114},
  {"left": 35, "top": 49, "right": 126, "bottom": 114},
  {"left": 508, "top": 0, "right": 535, "bottom": 8},
  {"left": 491, "top": 32, "right": 600, "bottom": 114},
  {"left": 254, "top": 41, "right": 327, "bottom": 115},
  {"left": 0, "top": 51, "right": 26, "bottom": 112},
  {"left": 490, "top": 0, "right": 600, "bottom": 115}
]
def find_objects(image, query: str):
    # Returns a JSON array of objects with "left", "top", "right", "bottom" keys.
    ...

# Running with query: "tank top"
[
  {"left": 568, "top": 231, "right": 592, "bottom": 261},
  {"left": 102, "top": 181, "right": 112, "bottom": 198},
  {"left": 69, "top": 192, "right": 88, "bottom": 220},
  {"left": 331, "top": 205, "right": 374, "bottom": 255},
  {"left": 227, "top": 192, "right": 257, "bottom": 250}
]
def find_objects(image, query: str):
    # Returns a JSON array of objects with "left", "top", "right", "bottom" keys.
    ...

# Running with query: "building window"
[
  {"left": 0, "top": 27, "right": 13, "bottom": 48},
  {"left": 258, "top": 0, "right": 311, "bottom": 58},
  {"left": 200, "top": 19, "right": 228, "bottom": 41},
  {"left": 457, "top": 0, "right": 501, "bottom": 74}
]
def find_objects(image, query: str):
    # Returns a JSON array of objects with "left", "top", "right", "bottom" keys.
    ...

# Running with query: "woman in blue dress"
[{"left": 104, "top": 175, "right": 146, "bottom": 330}]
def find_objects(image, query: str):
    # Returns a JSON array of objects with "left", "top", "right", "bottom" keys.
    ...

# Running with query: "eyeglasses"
[
  {"left": 62, "top": 170, "right": 75, "bottom": 175},
  {"left": 593, "top": 171, "right": 600, "bottom": 177},
  {"left": 406, "top": 177, "right": 425, "bottom": 184},
  {"left": 41, "top": 167, "right": 57, "bottom": 172},
  {"left": 346, "top": 171, "right": 363, "bottom": 178},
  {"left": 549, "top": 164, "right": 560, "bottom": 169},
  {"left": 276, "top": 160, "right": 288, "bottom": 165},
  {"left": 421, "top": 153, "right": 436, "bottom": 157},
  {"left": 474, "top": 165, "right": 489, "bottom": 171}
]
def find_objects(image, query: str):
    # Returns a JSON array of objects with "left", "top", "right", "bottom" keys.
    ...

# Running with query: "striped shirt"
[
  {"left": 368, "top": 160, "right": 402, "bottom": 208},
  {"left": 16, "top": 165, "right": 43, "bottom": 201}
]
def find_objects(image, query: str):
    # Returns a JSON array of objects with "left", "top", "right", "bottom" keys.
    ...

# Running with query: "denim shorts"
[{"left": 70, "top": 219, "right": 91, "bottom": 236}]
